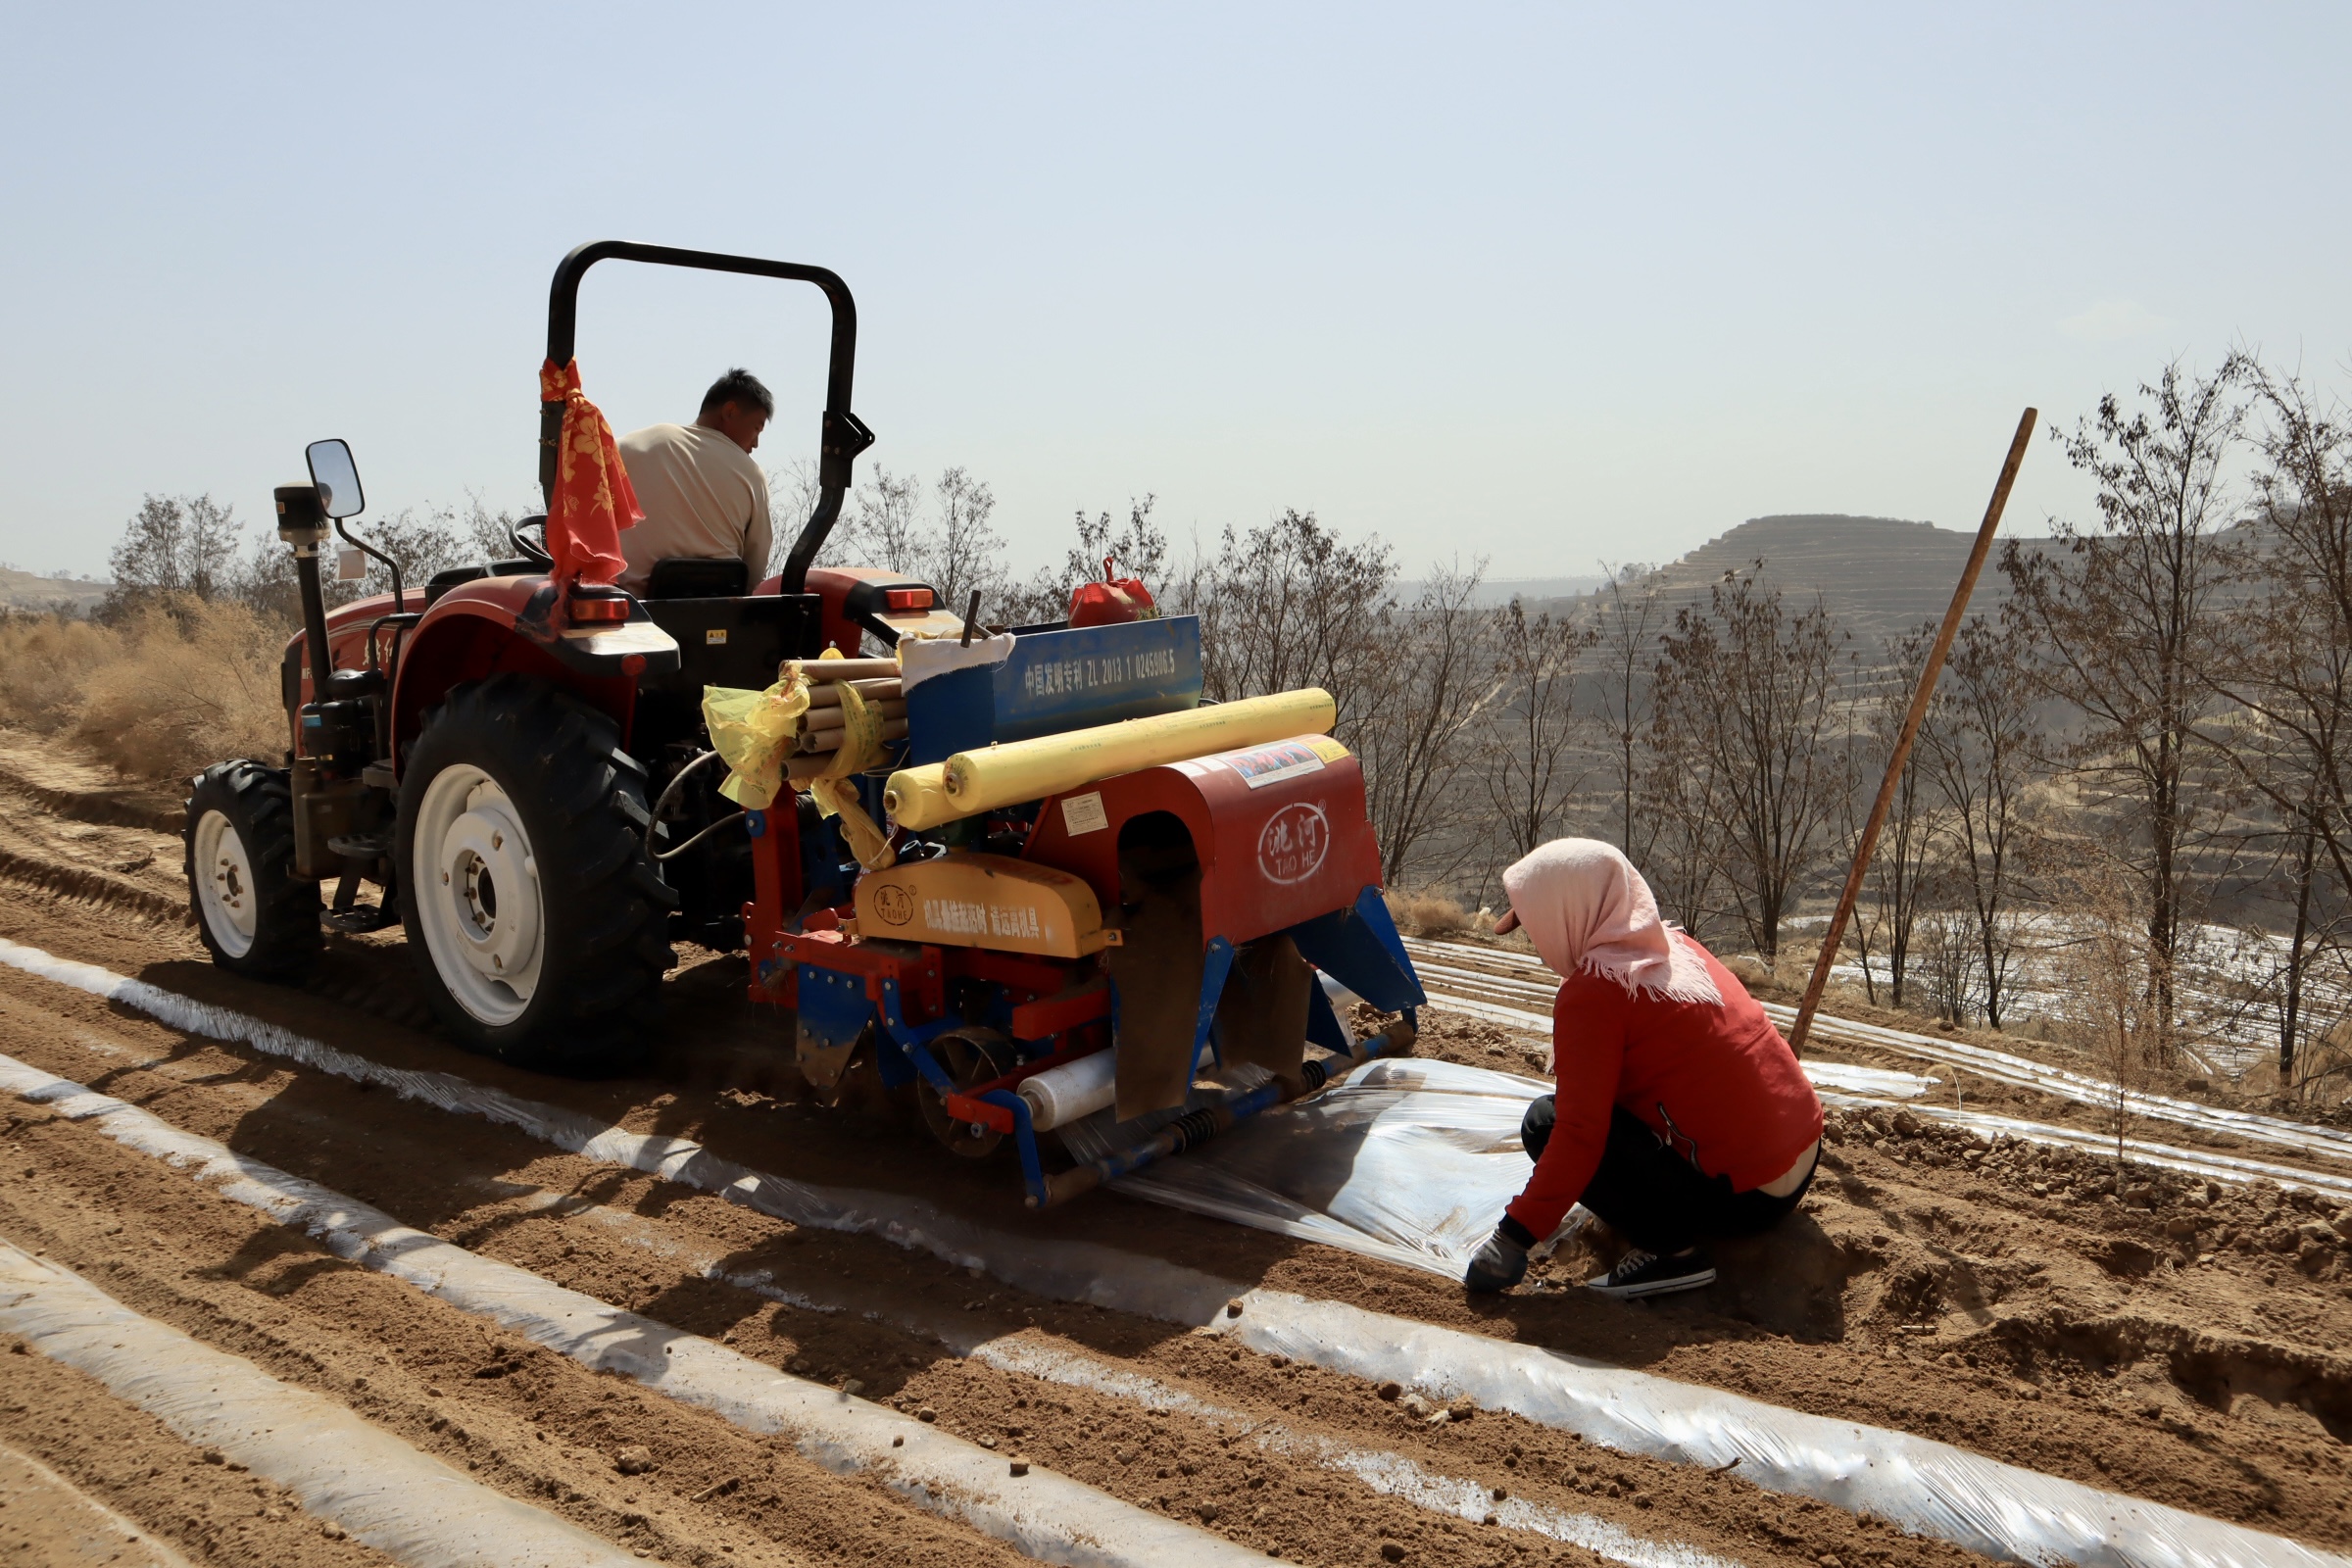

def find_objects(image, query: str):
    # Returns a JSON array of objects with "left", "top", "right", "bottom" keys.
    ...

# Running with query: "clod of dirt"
[
  {"left": 1008, "top": 1455, "right": 1030, "bottom": 1477},
  {"left": 1376, "top": 1379, "right": 1401, "bottom": 1400},
  {"left": 1446, "top": 1394, "right": 1478, "bottom": 1421},
  {"left": 916, "top": 1406, "right": 937, "bottom": 1423},
  {"left": 321, "top": 1520, "right": 346, "bottom": 1540},
  {"left": 1379, "top": 1543, "right": 1405, "bottom": 1562},
  {"left": 1225, "top": 1298, "right": 1245, "bottom": 1317},
  {"left": 613, "top": 1444, "right": 656, "bottom": 1475}
]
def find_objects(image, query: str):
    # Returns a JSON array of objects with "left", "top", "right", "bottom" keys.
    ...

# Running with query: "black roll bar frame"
[{"left": 540, "top": 240, "right": 875, "bottom": 594}]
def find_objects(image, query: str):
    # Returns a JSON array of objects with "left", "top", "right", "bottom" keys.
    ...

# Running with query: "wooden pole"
[{"left": 1786, "top": 408, "right": 2036, "bottom": 1054}]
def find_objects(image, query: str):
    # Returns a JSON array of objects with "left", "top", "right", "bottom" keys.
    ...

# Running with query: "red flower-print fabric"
[{"left": 537, "top": 359, "right": 642, "bottom": 587}]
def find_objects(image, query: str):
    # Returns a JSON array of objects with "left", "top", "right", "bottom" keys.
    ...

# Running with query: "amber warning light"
[{"left": 885, "top": 587, "right": 934, "bottom": 612}]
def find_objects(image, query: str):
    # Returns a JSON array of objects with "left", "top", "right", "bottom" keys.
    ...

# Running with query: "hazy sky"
[{"left": 5, "top": 3, "right": 2346, "bottom": 582}]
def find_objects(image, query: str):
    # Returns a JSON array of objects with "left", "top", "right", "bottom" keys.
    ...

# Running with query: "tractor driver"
[{"left": 614, "top": 368, "right": 775, "bottom": 594}]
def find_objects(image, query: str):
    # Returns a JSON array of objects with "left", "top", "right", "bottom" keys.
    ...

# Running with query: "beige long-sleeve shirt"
[{"left": 614, "top": 422, "right": 771, "bottom": 593}]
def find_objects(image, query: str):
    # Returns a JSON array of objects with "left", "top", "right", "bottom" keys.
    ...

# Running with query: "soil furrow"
[{"left": 0, "top": 792, "right": 2345, "bottom": 1562}]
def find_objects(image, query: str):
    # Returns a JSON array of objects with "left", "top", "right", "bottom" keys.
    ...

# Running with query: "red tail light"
[
  {"left": 884, "top": 587, "right": 934, "bottom": 612},
  {"left": 568, "top": 594, "right": 632, "bottom": 624}
]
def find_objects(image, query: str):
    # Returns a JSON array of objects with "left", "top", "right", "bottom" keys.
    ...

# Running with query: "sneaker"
[{"left": 1588, "top": 1247, "right": 1716, "bottom": 1299}]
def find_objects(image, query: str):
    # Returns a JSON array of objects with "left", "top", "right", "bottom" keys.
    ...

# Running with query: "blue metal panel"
[
  {"left": 1189, "top": 936, "right": 1237, "bottom": 1078},
  {"left": 1304, "top": 975, "right": 1350, "bottom": 1055},
  {"left": 795, "top": 965, "right": 871, "bottom": 1049},
  {"left": 1285, "top": 885, "right": 1427, "bottom": 1012},
  {"left": 904, "top": 616, "right": 1203, "bottom": 765}
]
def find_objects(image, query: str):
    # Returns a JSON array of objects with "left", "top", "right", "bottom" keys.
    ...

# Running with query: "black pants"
[{"left": 1521, "top": 1097, "right": 1814, "bottom": 1255}]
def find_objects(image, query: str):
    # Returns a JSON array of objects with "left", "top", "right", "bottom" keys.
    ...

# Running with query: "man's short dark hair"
[{"left": 700, "top": 368, "right": 773, "bottom": 418}]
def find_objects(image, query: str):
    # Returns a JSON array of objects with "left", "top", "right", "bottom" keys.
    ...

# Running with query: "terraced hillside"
[{"left": 1535, "top": 514, "right": 2058, "bottom": 646}]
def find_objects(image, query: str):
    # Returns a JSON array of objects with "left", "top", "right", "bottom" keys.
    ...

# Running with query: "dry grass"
[
  {"left": 1385, "top": 887, "right": 1486, "bottom": 937},
  {"left": 0, "top": 600, "right": 287, "bottom": 780},
  {"left": 0, "top": 613, "right": 119, "bottom": 734}
]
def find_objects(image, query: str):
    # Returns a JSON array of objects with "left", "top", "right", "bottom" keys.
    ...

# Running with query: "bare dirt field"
[{"left": 0, "top": 731, "right": 2346, "bottom": 1567}]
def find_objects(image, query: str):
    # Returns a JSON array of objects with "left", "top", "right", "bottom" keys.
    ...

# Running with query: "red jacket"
[{"left": 1504, "top": 939, "right": 1823, "bottom": 1240}]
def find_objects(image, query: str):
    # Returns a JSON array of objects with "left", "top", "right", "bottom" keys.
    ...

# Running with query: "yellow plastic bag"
[
  {"left": 702, "top": 673, "right": 811, "bottom": 810},
  {"left": 807, "top": 679, "right": 897, "bottom": 870}
]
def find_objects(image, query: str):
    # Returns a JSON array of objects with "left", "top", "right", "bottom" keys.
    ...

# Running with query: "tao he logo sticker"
[
  {"left": 1256, "top": 803, "right": 1330, "bottom": 885},
  {"left": 872, "top": 883, "right": 916, "bottom": 926}
]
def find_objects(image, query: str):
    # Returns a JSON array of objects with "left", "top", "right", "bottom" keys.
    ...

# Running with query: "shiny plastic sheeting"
[{"left": 1075, "top": 1057, "right": 1552, "bottom": 1276}]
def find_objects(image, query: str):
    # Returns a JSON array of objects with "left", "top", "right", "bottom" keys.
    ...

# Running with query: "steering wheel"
[{"left": 511, "top": 514, "right": 554, "bottom": 569}]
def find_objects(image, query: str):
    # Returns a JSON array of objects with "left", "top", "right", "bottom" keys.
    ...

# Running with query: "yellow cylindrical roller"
[
  {"left": 884, "top": 763, "right": 959, "bottom": 827},
  {"left": 884, "top": 688, "right": 1336, "bottom": 829}
]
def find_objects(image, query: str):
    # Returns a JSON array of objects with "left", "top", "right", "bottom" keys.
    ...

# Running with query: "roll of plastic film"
[
  {"left": 886, "top": 688, "right": 1337, "bottom": 830},
  {"left": 1018, "top": 1051, "right": 1119, "bottom": 1131},
  {"left": 881, "top": 763, "right": 956, "bottom": 828}
]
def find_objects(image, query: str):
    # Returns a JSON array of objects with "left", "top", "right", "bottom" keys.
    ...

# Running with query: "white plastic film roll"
[{"left": 1018, "top": 1050, "right": 1120, "bottom": 1131}]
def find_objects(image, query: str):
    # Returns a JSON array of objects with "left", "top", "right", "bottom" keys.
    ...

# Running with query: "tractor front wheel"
[
  {"left": 184, "top": 760, "right": 321, "bottom": 979},
  {"left": 397, "top": 675, "right": 675, "bottom": 1074}
]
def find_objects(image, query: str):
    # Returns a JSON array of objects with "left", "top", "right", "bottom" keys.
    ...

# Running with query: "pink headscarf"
[{"left": 1498, "top": 838, "right": 1722, "bottom": 1005}]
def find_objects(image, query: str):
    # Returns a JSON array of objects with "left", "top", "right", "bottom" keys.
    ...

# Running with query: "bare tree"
[
  {"left": 1641, "top": 702, "right": 1732, "bottom": 943},
  {"left": 102, "top": 494, "right": 240, "bottom": 616},
  {"left": 1592, "top": 564, "right": 1663, "bottom": 864},
  {"left": 1843, "top": 628, "right": 1940, "bottom": 1009},
  {"left": 831, "top": 464, "right": 1010, "bottom": 620},
  {"left": 998, "top": 497, "right": 1180, "bottom": 626},
  {"left": 1482, "top": 598, "right": 1595, "bottom": 863},
  {"left": 1653, "top": 565, "right": 1853, "bottom": 965},
  {"left": 2002, "top": 361, "right": 2249, "bottom": 1056},
  {"left": 1355, "top": 561, "right": 1497, "bottom": 882},
  {"left": 1917, "top": 613, "right": 2045, "bottom": 1029},
  {"left": 765, "top": 458, "right": 824, "bottom": 577},
  {"left": 1195, "top": 510, "right": 1396, "bottom": 733},
  {"left": 2192, "top": 357, "right": 2352, "bottom": 1085}
]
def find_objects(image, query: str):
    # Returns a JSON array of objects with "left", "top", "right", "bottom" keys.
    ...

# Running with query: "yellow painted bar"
[{"left": 883, "top": 688, "right": 1336, "bottom": 830}]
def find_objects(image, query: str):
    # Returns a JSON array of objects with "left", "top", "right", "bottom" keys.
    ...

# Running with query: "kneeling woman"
[{"left": 1465, "top": 839, "right": 1822, "bottom": 1299}]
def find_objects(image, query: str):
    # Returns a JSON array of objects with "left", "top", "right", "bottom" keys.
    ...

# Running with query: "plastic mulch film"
[
  {"left": 1064, "top": 1057, "right": 1557, "bottom": 1277},
  {"left": 4, "top": 938, "right": 2341, "bottom": 1568},
  {"left": 1403, "top": 934, "right": 2352, "bottom": 1168}
]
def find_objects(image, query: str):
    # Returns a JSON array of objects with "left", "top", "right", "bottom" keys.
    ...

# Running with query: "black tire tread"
[
  {"left": 182, "top": 760, "right": 322, "bottom": 979},
  {"left": 398, "top": 674, "right": 673, "bottom": 1075}
]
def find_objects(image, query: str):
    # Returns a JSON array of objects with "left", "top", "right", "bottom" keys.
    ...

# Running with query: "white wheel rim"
[
  {"left": 192, "top": 808, "right": 259, "bottom": 958},
  {"left": 411, "top": 762, "right": 543, "bottom": 1027}
]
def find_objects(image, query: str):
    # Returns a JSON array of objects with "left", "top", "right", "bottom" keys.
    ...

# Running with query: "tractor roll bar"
[{"left": 541, "top": 240, "right": 876, "bottom": 593}]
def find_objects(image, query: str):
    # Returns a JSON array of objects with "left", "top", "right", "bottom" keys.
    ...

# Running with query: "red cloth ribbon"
[{"left": 538, "top": 359, "right": 642, "bottom": 588}]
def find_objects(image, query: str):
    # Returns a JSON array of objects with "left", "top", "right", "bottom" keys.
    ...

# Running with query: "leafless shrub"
[{"left": 2047, "top": 859, "right": 2165, "bottom": 1168}]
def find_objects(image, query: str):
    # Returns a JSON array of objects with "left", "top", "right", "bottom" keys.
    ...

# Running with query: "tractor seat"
[{"left": 644, "top": 558, "right": 750, "bottom": 600}]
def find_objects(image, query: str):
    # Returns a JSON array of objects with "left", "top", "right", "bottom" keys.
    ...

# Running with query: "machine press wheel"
[{"left": 916, "top": 1028, "right": 1018, "bottom": 1158}]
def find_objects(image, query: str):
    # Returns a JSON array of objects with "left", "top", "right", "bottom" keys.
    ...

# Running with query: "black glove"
[{"left": 1463, "top": 1220, "right": 1533, "bottom": 1293}]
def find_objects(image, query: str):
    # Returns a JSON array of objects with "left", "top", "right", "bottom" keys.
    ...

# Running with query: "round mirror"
[{"left": 305, "top": 439, "right": 366, "bottom": 519}]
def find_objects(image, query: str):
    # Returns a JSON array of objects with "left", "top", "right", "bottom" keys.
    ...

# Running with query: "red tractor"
[{"left": 185, "top": 241, "right": 1423, "bottom": 1203}]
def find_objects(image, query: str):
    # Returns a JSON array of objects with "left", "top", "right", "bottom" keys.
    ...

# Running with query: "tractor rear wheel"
[
  {"left": 184, "top": 760, "right": 321, "bottom": 978},
  {"left": 397, "top": 674, "right": 675, "bottom": 1074}
]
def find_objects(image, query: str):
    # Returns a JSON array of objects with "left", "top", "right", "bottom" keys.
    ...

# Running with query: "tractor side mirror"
[{"left": 305, "top": 439, "right": 366, "bottom": 519}]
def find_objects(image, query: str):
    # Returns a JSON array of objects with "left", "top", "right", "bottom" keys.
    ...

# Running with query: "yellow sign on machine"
[{"left": 854, "top": 853, "right": 1119, "bottom": 959}]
